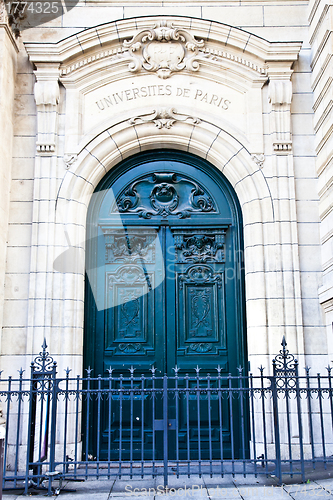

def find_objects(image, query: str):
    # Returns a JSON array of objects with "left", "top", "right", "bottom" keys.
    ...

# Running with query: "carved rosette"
[
  {"left": 123, "top": 21, "right": 205, "bottom": 79},
  {"left": 129, "top": 108, "right": 200, "bottom": 129}
]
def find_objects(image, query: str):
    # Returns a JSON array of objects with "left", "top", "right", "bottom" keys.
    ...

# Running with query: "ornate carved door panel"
[{"left": 84, "top": 151, "right": 247, "bottom": 461}]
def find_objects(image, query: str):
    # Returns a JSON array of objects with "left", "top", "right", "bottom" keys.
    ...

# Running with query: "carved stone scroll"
[
  {"left": 251, "top": 154, "right": 265, "bottom": 169},
  {"left": 34, "top": 65, "right": 60, "bottom": 155},
  {"left": 268, "top": 79, "right": 293, "bottom": 153},
  {"left": 63, "top": 154, "right": 77, "bottom": 169},
  {"left": 123, "top": 20, "right": 205, "bottom": 79}
]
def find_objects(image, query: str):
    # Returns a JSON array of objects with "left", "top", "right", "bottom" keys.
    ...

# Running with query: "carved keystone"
[{"left": 123, "top": 21, "right": 205, "bottom": 79}]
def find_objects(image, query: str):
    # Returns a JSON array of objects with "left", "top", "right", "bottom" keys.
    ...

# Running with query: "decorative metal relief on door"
[
  {"left": 106, "top": 265, "right": 155, "bottom": 355},
  {"left": 172, "top": 228, "right": 226, "bottom": 263},
  {"left": 177, "top": 265, "right": 226, "bottom": 356},
  {"left": 102, "top": 228, "right": 157, "bottom": 264},
  {"left": 112, "top": 172, "right": 216, "bottom": 219}
]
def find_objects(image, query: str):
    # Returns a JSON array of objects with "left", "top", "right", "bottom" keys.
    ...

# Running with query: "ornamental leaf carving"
[
  {"left": 120, "top": 293, "right": 140, "bottom": 328},
  {"left": 114, "top": 172, "right": 216, "bottom": 219},
  {"left": 123, "top": 21, "right": 205, "bottom": 79},
  {"left": 191, "top": 290, "right": 211, "bottom": 328},
  {"left": 129, "top": 108, "right": 200, "bottom": 129}
]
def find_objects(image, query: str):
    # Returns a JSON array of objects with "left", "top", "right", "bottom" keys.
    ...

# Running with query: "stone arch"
[{"left": 54, "top": 121, "right": 274, "bottom": 371}]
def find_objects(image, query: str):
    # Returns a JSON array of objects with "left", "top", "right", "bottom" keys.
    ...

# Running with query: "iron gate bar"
[
  {"left": 306, "top": 366, "right": 315, "bottom": 470},
  {"left": 259, "top": 366, "right": 269, "bottom": 476},
  {"left": 217, "top": 368, "right": 224, "bottom": 477},
  {"left": 295, "top": 362, "right": 305, "bottom": 482},
  {"left": 3, "top": 338, "right": 333, "bottom": 494}
]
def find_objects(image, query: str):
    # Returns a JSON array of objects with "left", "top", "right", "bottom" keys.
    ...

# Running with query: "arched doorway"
[{"left": 84, "top": 150, "right": 248, "bottom": 461}]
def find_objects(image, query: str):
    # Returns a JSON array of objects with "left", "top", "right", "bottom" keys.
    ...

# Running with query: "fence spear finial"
[{"left": 281, "top": 336, "right": 287, "bottom": 350}]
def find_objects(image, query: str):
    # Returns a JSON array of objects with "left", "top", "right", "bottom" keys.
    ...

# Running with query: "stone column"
[
  {"left": 27, "top": 64, "right": 61, "bottom": 362},
  {"left": 0, "top": 6, "right": 18, "bottom": 355},
  {"left": 267, "top": 67, "right": 304, "bottom": 361}
]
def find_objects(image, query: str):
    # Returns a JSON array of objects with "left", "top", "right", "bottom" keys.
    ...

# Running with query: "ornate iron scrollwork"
[
  {"left": 32, "top": 339, "right": 56, "bottom": 373},
  {"left": 272, "top": 337, "right": 298, "bottom": 390},
  {"left": 114, "top": 172, "right": 216, "bottom": 219}
]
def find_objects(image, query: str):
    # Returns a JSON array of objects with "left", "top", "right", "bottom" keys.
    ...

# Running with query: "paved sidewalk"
[{"left": 3, "top": 469, "right": 333, "bottom": 500}]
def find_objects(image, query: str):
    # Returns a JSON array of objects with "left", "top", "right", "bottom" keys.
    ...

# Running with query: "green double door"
[{"left": 85, "top": 152, "right": 247, "bottom": 461}]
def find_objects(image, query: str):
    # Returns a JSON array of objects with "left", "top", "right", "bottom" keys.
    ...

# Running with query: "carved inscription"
[{"left": 95, "top": 84, "right": 231, "bottom": 112}]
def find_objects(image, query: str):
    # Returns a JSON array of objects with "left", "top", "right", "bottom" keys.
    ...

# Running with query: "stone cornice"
[
  {"left": 24, "top": 17, "right": 302, "bottom": 78},
  {"left": 0, "top": 23, "right": 19, "bottom": 52}
]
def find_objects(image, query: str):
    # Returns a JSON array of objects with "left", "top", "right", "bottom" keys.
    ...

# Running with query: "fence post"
[
  {"left": 294, "top": 360, "right": 305, "bottom": 482},
  {"left": 163, "top": 374, "right": 168, "bottom": 488},
  {"left": 47, "top": 360, "right": 58, "bottom": 496},
  {"left": 271, "top": 362, "right": 282, "bottom": 484},
  {"left": 24, "top": 361, "right": 36, "bottom": 495},
  {"left": 0, "top": 424, "right": 4, "bottom": 500}
]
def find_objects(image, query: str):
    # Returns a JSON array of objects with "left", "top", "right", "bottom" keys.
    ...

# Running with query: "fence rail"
[{"left": 2, "top": 338, "right": 333, "bottom": 495}]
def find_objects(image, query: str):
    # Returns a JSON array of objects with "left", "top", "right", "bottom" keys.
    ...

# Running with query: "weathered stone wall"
[
  {"left": 309, "top": 0, "right": 333, "bottom": 366},
  {"left": 0, "top": 11, "right": 18, "bottom": 363}
]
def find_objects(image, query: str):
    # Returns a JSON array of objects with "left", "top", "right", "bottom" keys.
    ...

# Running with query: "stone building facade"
[{"left": 0, "top": 0, "right": 332, "bottom": 381}]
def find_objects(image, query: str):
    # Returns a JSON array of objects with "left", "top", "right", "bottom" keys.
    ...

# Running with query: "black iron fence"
[{"left": 1, "top": 338, "right": 333, "bottom": 495}]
